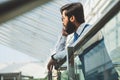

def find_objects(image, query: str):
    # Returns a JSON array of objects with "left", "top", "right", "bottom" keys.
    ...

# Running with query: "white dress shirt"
[{"left": 51, "top": 23, "right": 102, "bottom": 61}]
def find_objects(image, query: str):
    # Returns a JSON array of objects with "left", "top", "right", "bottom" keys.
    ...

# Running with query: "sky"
[
  {"left": 0, "top": 44, "right": 47, "bottom": 78},
  {"left": 0, "top": 44, "right": 39, "bottom": 63}
]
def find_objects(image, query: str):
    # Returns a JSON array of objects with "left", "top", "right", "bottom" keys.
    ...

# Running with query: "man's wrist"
[{"left": 51, "top": 54, "right": 57, "bottom": 61}]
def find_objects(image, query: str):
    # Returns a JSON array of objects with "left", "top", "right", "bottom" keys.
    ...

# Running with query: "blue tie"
[
  {"left": 74, "top": 32, "right": 79, "bottom": 42},
  {"left": 73, "top": 24, "right": 89, "bottom": 42}
]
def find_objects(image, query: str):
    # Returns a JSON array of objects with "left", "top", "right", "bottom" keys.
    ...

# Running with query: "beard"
[{"left": 65, "top": 20, "right": 76, "bottom": 34}]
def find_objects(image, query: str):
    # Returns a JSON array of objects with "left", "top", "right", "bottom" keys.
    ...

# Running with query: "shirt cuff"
[
  {"left": 52, "top": 50, "right": 66, "bottom": 61},
  {"left": 51, "top": 54, "right": 57, "bottom": 61}
]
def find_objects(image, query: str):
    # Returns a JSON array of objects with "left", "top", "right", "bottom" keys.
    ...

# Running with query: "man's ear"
[{"left": 70, "top": 15, "right": 75, "bottom": 22}]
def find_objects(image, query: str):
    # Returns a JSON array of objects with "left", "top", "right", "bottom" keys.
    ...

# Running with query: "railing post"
[
  {"left": 57, "top": 70, "right": 61, "bottom": 80},
  {"left": 48, "top": 71, "right": 52, "bottom": 80},
  {"left": 1, "top": 76, "right": 4, "bottom": 80},
  {"left": 67, "top": 47, "right": 75, "bottom": 80}
]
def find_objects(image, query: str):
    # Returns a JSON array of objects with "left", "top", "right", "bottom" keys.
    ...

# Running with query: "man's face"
[{"left": 62, "top": 10, "right": 76, "bottom": 34}]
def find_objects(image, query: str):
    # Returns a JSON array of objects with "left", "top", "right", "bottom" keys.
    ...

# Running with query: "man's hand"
[
  {"left": 62, "top": 28, "right": 68, "bottom": 36},
  {"left": 47, "top": 58, "right": 57, "bottom": 71}
]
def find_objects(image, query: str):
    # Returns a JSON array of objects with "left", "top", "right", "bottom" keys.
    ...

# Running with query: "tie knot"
[{"left": 74, "top": 32, "right": 79, "bottom": 42}]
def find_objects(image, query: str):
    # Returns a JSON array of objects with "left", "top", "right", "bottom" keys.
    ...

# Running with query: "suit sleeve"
[{"left": 51, "top": 35, "right": 67, "bottom": 61}]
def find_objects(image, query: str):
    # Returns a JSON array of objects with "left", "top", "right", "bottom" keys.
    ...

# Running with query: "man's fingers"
[
  {"left": 47, "top": 61, "right": 51, "bottom": 71},
  {"left": 47, "top": 58, "right": 55, "bottom": 71},
  {"left": 50, "top": 65, "right": 53, "bottom": 71},
  {"left": 47, "top": 64, "right": 53, "bottom": 71}
]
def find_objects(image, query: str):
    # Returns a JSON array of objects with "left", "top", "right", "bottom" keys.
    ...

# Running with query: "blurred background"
[{"left": 0, "top": 0, "right": 119, "bottom": 80}]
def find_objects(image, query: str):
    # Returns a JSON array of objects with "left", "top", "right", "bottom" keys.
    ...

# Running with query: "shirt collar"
[{"left": 76, "top": 23, "right": 85, "bottom": 35}]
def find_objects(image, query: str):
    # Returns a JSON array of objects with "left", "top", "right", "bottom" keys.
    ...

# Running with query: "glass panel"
[
  {"left": 82, "top": 11, "right": 120, "bottom": 80},
  {"left": 102, "top": 12, "right": 120, "bottom": 53}
]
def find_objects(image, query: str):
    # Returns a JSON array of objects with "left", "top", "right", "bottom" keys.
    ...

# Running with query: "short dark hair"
[{"left": 60, "top": 2, "right": 85, "bottom": 23}]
